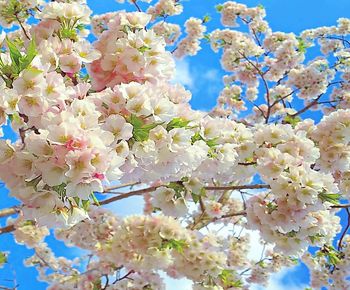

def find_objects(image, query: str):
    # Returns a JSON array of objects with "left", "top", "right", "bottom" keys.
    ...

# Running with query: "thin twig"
[
  {"left": 332, "top": 204, "right": 350, "bottom": 209},
  {"left": 113, "top": 270, "right": 135, "bottom": 284},
  {"left": 14, "top": 14, "right": 30, "bottom": 40},
  {"left": 103, "top": 182, "right": 140, "bottom": 193},
  {"left": 204, "top": 184, "right": 270, "bottom": 191},
  {"left": 131, "top": 0, "right": 142, "bottom": 12},
  {"left": 98, "top": 186, "right": 159, "bottom": 205},
  {"left": 338, "top": 208, "right": 350, "bottom": 250},
  {"left": 239, "top": 51, "right": 271, "bottom": 123},
  {"left": 290, "top": 94, "right": 323, "bottom": 117}
]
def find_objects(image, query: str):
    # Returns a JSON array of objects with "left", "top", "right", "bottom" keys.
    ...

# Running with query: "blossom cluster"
[{"left": 0, "top": 1, "right": 349, "bottom": 289}]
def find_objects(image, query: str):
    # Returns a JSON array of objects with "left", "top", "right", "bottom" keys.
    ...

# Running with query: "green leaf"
[
  {"left": 191, "top": 188, "right": 206, "bottom": 204},
  {"left": 128, "top": 114, "right": 163, "bottom": 142},
  {"left": 0, "top": 252, "right": 7, "bottom": 266},
  {"left": 92, "top": 279, "right": 102, "bottom": 290},
  {"left": 60, "top": 27, "right": 78, "bottom": 41},
  {"left": 161, "top": 239, "right": 188, "bottom": 253},
  {"left": 76, "top": 24, "right": 86, "bottom": 31},
  {"left": 319, "top": 192, "right": 341, "bottom": 204},
  {"left": 286, "top": 230, "right": 298, "bottom": 238},
  {"left": 52, "top": 183, "right": 67, "bottom": 197},
  {"left": 142, "top": 122, "right": 163, "bottom": 131},
  {"left": 207, "top": 147, "right": 217, "bottom": 158},
  {"left": 19, "top": 38, "right": 37, "bottom": 72},
  {"left": 166, "top": 117, "right": 190, "bottom": 131},
  {"left": 206, "top": 138, "right": 218, "bottom": 148},
  {"left": 128, "top": 114, "right": 143, "bottom": 129},
  {"left": 296, "top": 36, "right": 309, "bottom": 53},
  {"left": 202, "top": 14, "right": 211, "bottom": 23},
  {"left": 167, "top": 182, "right": 185, "bottom": 195},
  {"left": 258, "top": 260, "right": 266, "bottom": 268},
  {"left": 219, "top": 269, "right": 242, "bottom": 287},
  {"left": 191, "top": 132, "right": 203, "bottom": 144},
  {"left": 82, "top": 199, "right": 90, "bottom": 211},
  {"left": 90, "top": 192, "right": 100, "bottom": 206},
  {"left": 8, "top": 112, "right": 21, "bottom": 124},
  {"left": 138, "top": 45, "right": 151, "bottom": 53},
  {"left": 215, "top": 4, "right": 223, "bottom": 12},
  {"left": 284, "top": 115, "right": 301, "bottom": 128},
  {"left": 309, "top": 234, "right": 324, "bottom": 244},
  {"left": 328, "top": 252, "right": 340, "bottom": 265},
  {"left": 191, "top": 192, "right": 200, "bottom": 203},
  {"left": 203, "top": 34, "right": 211, "bottom": 43},
  {"left": 6, "top": 37, "right": 21, "bottom": 70},
  {"left": 133, "top": 128, "right": 149, "bottom": 142},
  {"left": 266, "top": 201, "right": 278, "bottom": 213},
  {"left": 290, "top": 257, "right": 299, "bottom": 265}
]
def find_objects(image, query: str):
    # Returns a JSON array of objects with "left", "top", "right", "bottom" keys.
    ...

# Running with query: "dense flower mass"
[{"left": 0, "top": 0, "right": 349, "bottom": 289}]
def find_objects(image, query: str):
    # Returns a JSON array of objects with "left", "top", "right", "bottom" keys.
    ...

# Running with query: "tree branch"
[
  {"left": 102, "top": 182, "right": 140, "bottom": 193},
  {"left": 0, "top": 207, "right": 20, "bottom": 218},
  {"left": 14, "top": 13, "right": 30, "bottom": 40},
  {"left": 338, "top": 208, "right": 350, "bottom": 250},
  {"left": 290, "top": 94, "right": 323, "bottom": 117},
  {"left": 98, "top": 184, "right": 270, "bottom": 205},
  {"left": 204, "top": 184, "right": 270, "bottom": 191},
  {"left": 0, "top": 224, "right": 15, "bottom": 235},
  {"left": 332, "top": 204, "right": 350, "bottom": 209},
  {"left": 98, "top": 186, "right": 159, "bottom": 205}
]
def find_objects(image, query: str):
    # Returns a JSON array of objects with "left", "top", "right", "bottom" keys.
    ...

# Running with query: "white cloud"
[
  {"left": 172, "top": 59, "right": 194, "bottom": 89},
  {"left": 203, "top": 69, "right": 219, "bottom": 81},
  {"left": 251, "top": 266, "right": 308, "bottom": 290},
  {"left": 162, "top": 274, "right": 193, "bottom": 290}
]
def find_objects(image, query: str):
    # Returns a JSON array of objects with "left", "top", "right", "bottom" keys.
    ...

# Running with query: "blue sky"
[{"left": 1, "top": 0, "right": 350, "bottom": 289}]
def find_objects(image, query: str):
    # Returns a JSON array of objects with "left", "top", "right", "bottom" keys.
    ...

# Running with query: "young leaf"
[
  {"left": 166, "top": 117, "right": 190, "bottom": 131},
  {"left": 216, "top": 4, "right": 223, "bottom": 12},
  {"left": 0, "top": 252, "right": 7, "bottom": 266},
  {"left": 284, "top": 115, "right": 301, "bottom": 128},
  {"left": 161, "top": 239, "right": 188, "bottom": 253},
  {"left": 318, "top": 192, "right": 341, "bottom": 204},
  {"left": 219, "top": 269, "right": 242, "bottom": 287},
  {"left": 90, "top": 192, "right": 100, "bottom": 206},
  {"left": 296, "top": 36, "right": 309, "bottom": 53},
  {"left": 19, "top": 38, "right": 37, "bottom": 72},
  {"left": 6, "top": 37, "right": 21, "bottom": 70},
  {"left": 202, "top": 14, "right": 211, "bottom": 23}
]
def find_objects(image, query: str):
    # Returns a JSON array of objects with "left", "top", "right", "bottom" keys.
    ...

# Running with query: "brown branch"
[
  {"left": 332, "top": 204, "right": 350, "bottom": 209},
  {"left": 290, "top": 94, "right": 323, "bottom": 117},
  {"left": 0, "top": 207, "right": 20, "bottom": 218},
  {"left": 238, "top": 162, "right": 257, "bottom": 166},
  {"left": 114, "top": 270, "right": 135, "bottom": 284},
  {"left": 102, "top": 182, "right": 140, "bottom": 193},
  {"left": 270, "top": 90, "right": 296, "bottom": 107},
  {"left": 98, "top": 184, "right": 270, "bottom": 206},
  {"left": 0, "top": 225, "right": 15, "bottom": 235},
  {"left": 131, "top": 0, "right": 142, "bottom": 12},
  {"left": 338, "top": 208, "right": 350, "bottom": 250},
  {"left": 220, "top": 211, "right": 247, "bottom": 219},
  {"left": 98, "top": 186, "right": 159, "bottom": 205},
  {"left": 204, "top": 184, "right": 270, "bottom": 191},
  {"left": 290, "top": 81, "right": 341, "bottom": 118},
  {"left": 238, "top": 51, "right": 271, "bottom": 123},
  {"left": 190, "top": 210, "right": 246, "bottom": 230},
  {"left": 14, "top": 13, "right": 30, "bottom": 40}
]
